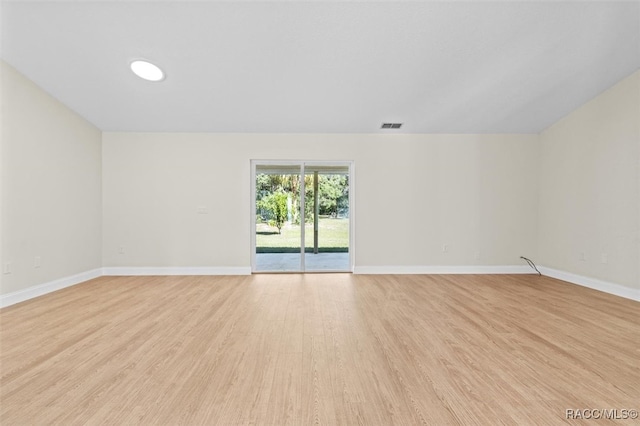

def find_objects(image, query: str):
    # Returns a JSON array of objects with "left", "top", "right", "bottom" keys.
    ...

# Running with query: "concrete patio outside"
[{"left": 255, "top": 252, "right": 350, "bottom": 272}]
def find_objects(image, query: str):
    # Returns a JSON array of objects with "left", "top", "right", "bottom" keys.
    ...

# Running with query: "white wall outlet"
[
  {"left": 197, "top": 206, "right": 208, "bottom": 214},
  {"left": 34, "top": 256, "right": 42, "bottom": 268},
  {"left": 474, "top": 250, "right": 481, "bottom": 260},
  {"left": 118, "top": 245, "right": 125, "bottom": 254},
  {"left": 600, "top": 252, "right": 608, "bottom": 264},
  {"left": 3, "top": 262, "right": 11, "bottom": 274},
  {"left": 442, "top": 244, "right": 449, "bottom": 253},
  {"left": 579, "top": 252, "right": 586, "bottom": 261}
]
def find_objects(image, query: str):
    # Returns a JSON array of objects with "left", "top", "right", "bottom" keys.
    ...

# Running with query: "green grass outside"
[{"left": 256, "top": 218, "right": 349, "bottom": 253}]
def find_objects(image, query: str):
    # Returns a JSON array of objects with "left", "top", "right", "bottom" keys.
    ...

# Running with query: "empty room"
[{"left": 1, "top": 1, "right": 638, "bottom": 424}]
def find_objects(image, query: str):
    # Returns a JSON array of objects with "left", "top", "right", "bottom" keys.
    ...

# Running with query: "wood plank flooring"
[{"left": 0, "top": 274, "right": 638, "bottom": 425}]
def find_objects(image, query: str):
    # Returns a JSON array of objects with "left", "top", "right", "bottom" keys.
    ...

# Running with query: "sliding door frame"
[{"left": 250, "top": 160, "right": 354, "bottom": 273}]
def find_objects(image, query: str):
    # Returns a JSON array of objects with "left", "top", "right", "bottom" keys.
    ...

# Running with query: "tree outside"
[{"left": 257, "top": 190, "right": 288, "bottom": 234}]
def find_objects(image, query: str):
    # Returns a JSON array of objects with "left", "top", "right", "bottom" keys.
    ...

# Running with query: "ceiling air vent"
[{"left": 381, "top": 123, "right": 402, "bottom": 129}]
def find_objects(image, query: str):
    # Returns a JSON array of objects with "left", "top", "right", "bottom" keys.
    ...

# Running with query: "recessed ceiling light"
[{"left": 130, "top": 60, "right": 165, "bottom": 82}]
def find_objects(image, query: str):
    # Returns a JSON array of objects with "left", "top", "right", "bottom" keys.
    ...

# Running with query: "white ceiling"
[{"left": 1, "top": 1, "right": 639, "bottom": 133}]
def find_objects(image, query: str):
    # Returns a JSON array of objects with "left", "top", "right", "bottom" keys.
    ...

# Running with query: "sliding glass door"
[{"left": 251, "top": 161, "right": 352, "bottom": 273}]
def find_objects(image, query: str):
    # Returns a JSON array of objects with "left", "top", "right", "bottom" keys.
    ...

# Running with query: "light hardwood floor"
[{"left": 0, "top": 274, "right": 638, "bottom": 425}]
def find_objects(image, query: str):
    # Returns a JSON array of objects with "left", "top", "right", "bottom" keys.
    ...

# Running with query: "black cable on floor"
[{"left": 520, "top": 256, "right": 541, "bottom": 276}]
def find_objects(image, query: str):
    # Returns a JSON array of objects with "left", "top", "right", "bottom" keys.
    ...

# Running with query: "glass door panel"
[
  {"left": 303, "top": 166, "right": 350, "bottom": 272},
  {"left": 254, "top": 165, "right": 303, "bottom": 272}
]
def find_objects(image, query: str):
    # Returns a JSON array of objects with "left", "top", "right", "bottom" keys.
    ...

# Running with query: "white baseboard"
[
  {"left": 539, "top": 266, "right": 640, "bottom": 302},
  {"left": 1, "top": 266, "right": 252, "bottom": 308},
  {"left": 353, "top": 265, "right": 533, "bottom": 274},
  {"left": 102, "top": 266, "right": 252, "bottom": 276},
  {"left": 0, "top": 268, "right": 103, "bottom": 309},
  {"left": 9, "top": 265, "right": 634, "bottom": 308}
]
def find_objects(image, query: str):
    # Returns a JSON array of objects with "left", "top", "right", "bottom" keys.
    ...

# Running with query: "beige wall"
[
  {"left": 3, "top": 61, "right": 637, "bottom": 295},
  {"left": 538, "top": 70, "right": 640, "bottom": 290},
  {"left": 102, "top": 133, "right": 539, "bottom": 269},
  {"left": 0, "top": 61, "right": 102, "bottom": 294}
]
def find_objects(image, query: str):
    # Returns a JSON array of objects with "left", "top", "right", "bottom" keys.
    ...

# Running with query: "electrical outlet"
[
  {"left": 579, "top": 252, "right": 585, "bottom": 261},
  {"left": 600, "top": 253, "right": 608, "bottom": 264},
  {"left": 474, "top": 251, "right": 481, "bottom": 260},
  {"left": 34, "top": 256, "right": 42, "bottom": 268},
  {"left": 3, "top": 262, "right": 11, "bottom": 274},
  {"left": 442, "top": 244, "right": 449, "bottom": 253},
  {"left": 197, "top": 206, "right": 208, "bottom": 214},
  {"left": 118, "top": 246, "right": 125, "bottom": 254}
]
